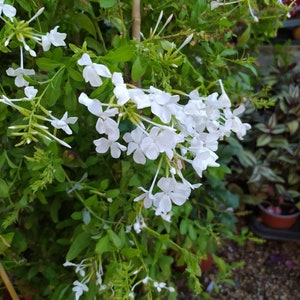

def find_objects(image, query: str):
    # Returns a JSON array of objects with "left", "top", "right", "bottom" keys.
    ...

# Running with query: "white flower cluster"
[
  {"left": 0, "top": 3, "right": 76, "bottom": 147},
  {"left": 129, "top": 275, "right": 175, "bottom": 299},
  {"left": 77, "top": 53, "right": 251, "bottom": 221},
  {"left": 63, "top": 260, "right": 106, "bottom": 300}
]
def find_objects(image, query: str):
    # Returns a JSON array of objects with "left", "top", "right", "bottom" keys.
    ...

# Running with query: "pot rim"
[{"left": 258, "top": 203, "right": 300, "bottom": 218}]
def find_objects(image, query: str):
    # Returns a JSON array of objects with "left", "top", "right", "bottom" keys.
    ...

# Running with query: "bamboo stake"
[
  {"left": 0, "top": 262, "right": 20, "bottom": 300},
  {"left": 132, "top": 0, "right": 141, "bottom": 42}
]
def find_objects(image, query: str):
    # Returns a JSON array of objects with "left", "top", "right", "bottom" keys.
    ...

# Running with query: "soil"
[{"left": 177, "top": 217, "right": 300, "bottom": 299}]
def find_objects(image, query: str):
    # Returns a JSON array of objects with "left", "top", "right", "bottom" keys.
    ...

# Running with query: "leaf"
[
  {"left": 121, "top": 248, "right": 141, "bottom": 258},
  {"left": 0, "top": 178, "right": 9, "bottom": 197},
  {"left": 73, "top": 13, "right": 97, "bottom": 38},
  {"left": 237, "top": 25, "right": 251, "bottom": 47},
  {"left": 42, "top": 69, "right": 65, "bottom": 106},
  {"left": 95, "top": 235, "right": 113, "bottom": 256},
  {"left": 180, "top": 219, "right": 188, "bottom": 235},
  {"left": 104, "top": 45, "right": 135, "bottom": 62},
  {"left": 257, "top": 134, "right": 272, "bottom": 147},
  {"left": 287, "top": 120, "right": 299, "bottom": 135},
  {"left": 107, "top": 228, "right": 123, "bottom": 249},
  {"left": 131, "top": 56, "right": 147, "bottom": 82},
  {"left": 4, "top": 150, "right": 18, "bottom": 168},
  {"left": 220, "top": 49, "right": 237, "bottom": 57},
  {"left": 100, "top": 0, "right": 117, "bottom": 8},
  {"left": 54, "top": 164, "right": 65, "bottom": 183},
  {"left": 36, "top": 58, "right": 63, "bottom": 71},
  {"left": 105, "top": 189, "right": 120, "bottom": 198},
  {"left": 188, "top": 225, "right": 197, "bottom": 240},
  {"left": 66, "top": 231, "right": 90, "bottom": 261},
  {"left": 0, "top": 232, "right": 14, "bottom": 255}
]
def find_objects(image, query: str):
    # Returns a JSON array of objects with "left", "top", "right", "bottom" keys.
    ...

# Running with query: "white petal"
[
  {"left": 93, "top": 64, "right": 112, "bottom": 78},
  {"left": 94, "top": 138, "right": 110, "bottom": 153},
  {"left": 78, "top": 53, "right": 92, "bottom": 66}
]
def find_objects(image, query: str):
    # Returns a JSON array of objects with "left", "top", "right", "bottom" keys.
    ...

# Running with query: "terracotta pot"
[
  {"left": 199, "top": 254, "right": 213, "bottom": 273},
  {"left": 259, "top": 204, "right": 300, "bottom": 229},
  {"left": 172, "top": 252, "right": 213, "bottom": 273}
]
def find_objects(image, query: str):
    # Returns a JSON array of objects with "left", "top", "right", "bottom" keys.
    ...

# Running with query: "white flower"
[
  {"left": 24, "top": 86, "right": 38, "bottom": 100},
  {"left": 140, "top": 127, "right": 161, "bottom": 160},
  {"left": 140, "top": 126, "right": 182, "bottom": 161},
  {"left": 134, "top": 186, "right": 156, "bottom": 209},
  {"left": 112, "top": 72, "right": 130, "bottom": 105},
  {"left": 95, "top": 108, "right": 120, "bottom": 140},
  {"left": 218, "top": 79, "right": 231, "bottom": 108},
  {"left": 78, "top": 92, "right": 102, "bottom": 116},
  {"left": 95, "top": 265, "right": 106, "bottom": 290},
  {"left": 153, "top": 177, "right": 191, "bottom": 214},
  {"left": 123, "top": 126, "right": 147, "bottom": 164},
  {"left": 78, "top": 53, "right": 111, "bottom": 87},
  {"left": 192, "top": 151, "right": 219, "bottom": 177},
  {"left": 223, "top": 104, "right": 251, "bottom": 139},
  {"left": 148, "top": 86, "right": 180, "bottom": 123},
  {"left": 50, "top": 112, "right": 78, "bottom": 135},
  {"left": 93, "top": 137, "right": 126, "bottom": 158},
  {"left": 63, "top": 260, "right": 86, "bottom": 277},
  {"left": 133, "top": 214, "right": 147, "bottom": 233},
  {"left": 0, "top": 0, "right": 16, "bottom": 22},
  {"left": 72, "top": 280, "right": 89, "bottom": 300},
  {"left": 154, "top": 281, "right": 166, "bottom": 292},
  {"left": 42, "top": 26, "right": 67, "bottom": 51},
  {"left": 6, "top": 66, "right": 35, "bottom": 87}
]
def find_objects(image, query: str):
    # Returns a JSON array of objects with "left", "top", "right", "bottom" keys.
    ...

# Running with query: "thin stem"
[{"left": 0, "top": 262, "right": 20, "bottom": 300}]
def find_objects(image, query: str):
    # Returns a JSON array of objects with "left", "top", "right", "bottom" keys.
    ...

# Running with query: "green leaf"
[
  {"left": 42, "top": 68, "right": 65, "bottom": 106},
  {"left": 237, "top": 25, "right": 251, "bottom": 47},
  {"left": 131, "top": 56, "right": 147, "bottom": 82},
  {"left": 95, "top": 235, "right": 113, "bottom": 256},
  {"left": 100, "top": 179, "right": 109, "bottom": 191},
  {"left": 0, "top": 178, "right": 9, "bottom": 197},
  {"left": 54, "top": 164, "right": 65, "bottom": 183},
  {"left": 36, "top": 58, "right": 63, "bottom": 71},
  {"left": 121, "top": 248, "right": 141, "bottom": 258},
  {"left": 257, "top": 134, "right": 272, "bottom": 147},
  {"left": 105, "top": 189, "right": 120, "bottom": 198},
  {"left": 4, "top": 150, "right": 18, "bottom": 168},
  {"left": 104, "top": 45, "right": 134, "bottom": 62},
  {"left": 0, "top": 232, "right": 14, "bottom": 255},
  {"left": 180, "top": 219, "right": 188, "bottom": 235},
  {"left": 73, "top": 13, "right": 97, "bottom": 38},
  {"left": 107, "top": 228, "right": 123, "bottom": 249},
  {"left": 188, "top": 225, "right": 197, "bottom": 240},
  {"left": 66, "top": 231, "right": 90, "bottom": 261},
  {"left": 100, "top": 0, "right": 117, "bottom": 8},
  {"left": 68, "top": 68, "right": 83, "bottom": 82},
  {"left": 220, "top": 49, "right": 237, "bottom": 57}
]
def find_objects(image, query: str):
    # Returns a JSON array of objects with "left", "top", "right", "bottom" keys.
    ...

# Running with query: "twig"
[{"left": 0, "top": 262, "right": 20, "bottom": 300}]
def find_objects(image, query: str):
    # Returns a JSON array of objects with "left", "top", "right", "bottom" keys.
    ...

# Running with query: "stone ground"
[{"left": 177, "top": 217, "right": 300, "bottom": 299}]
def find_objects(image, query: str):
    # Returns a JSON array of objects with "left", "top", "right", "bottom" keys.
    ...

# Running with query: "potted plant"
[{"left": 227, "top": 50, "right": 300, "bottom": 230}]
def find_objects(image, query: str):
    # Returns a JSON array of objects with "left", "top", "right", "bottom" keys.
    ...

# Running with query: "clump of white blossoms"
[
  {"left": 77, "top": 53, "right": 251, "bottom": 222},
  {"left": 0, "top": 3, "right": 252, "bottom": 299},
  {"left": 0, "top": 3, "right": 76, "bottom": 148}
]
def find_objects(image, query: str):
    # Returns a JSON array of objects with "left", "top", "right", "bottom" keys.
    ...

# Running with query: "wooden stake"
[
  {"left": 0, "top": 262, "right": 20, "bottom": 300},
  {"left": 132, "top": 0, "right": 141, "bottom": 42}
]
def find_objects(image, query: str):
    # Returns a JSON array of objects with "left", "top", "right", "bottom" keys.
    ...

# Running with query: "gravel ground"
[
  {"left": 177, "top": 217, "right": 300, "bottom": 299},
  {"left": 205, "top": 218, "right": 300, "bottom": 299}
]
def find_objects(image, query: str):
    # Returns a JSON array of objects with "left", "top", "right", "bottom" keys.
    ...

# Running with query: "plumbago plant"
[{"left": 0, "top": 0, "right": 288, "bottom": 299}]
